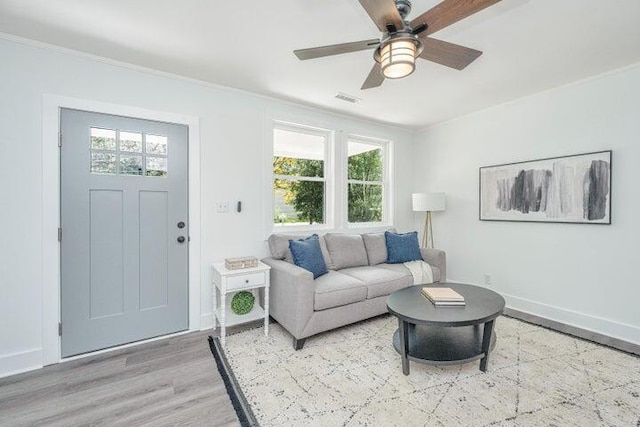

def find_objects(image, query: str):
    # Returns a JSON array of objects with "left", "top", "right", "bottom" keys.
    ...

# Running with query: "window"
[
  {"left": 145, "top": 134, "right": 168, "bottom": 177},
  {"left": 270, "top": 120, "right": 391, "bottom": 231},
  {"left": 89, "top": 128, "right": 168, "bottom": 177},
  {"left": 90, "top": 128, "right": 117, "bottom": 174},
  {"left": 347, "top": 138, "right": 386, "bottom": 224},
  {"left": 273, "top": 124, "right": 329, "bottom": 227},
  {"left": 119, "top": 131, "right": 142, "bottom": 176}
]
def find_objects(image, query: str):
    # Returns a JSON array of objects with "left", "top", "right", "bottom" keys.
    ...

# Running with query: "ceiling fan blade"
[
  {"left": 410, "top": 0, "right": 501, "bottom": 36},
  {"left": 358, "top": 0, "right": 404, "bottom": 32},
  {"left": 294, "top": 39, "right": 380, "bottom": 60},
  {"left": 419, "top": 37, "right": 482, "bottom": 70},
  {"left": 361, "top": 63, "right": 384, "bottom": 90}
]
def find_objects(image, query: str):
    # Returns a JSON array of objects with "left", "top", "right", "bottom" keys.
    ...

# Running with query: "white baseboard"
[
  {"left": 446, "top": 278, "right": 640, "bottom": 346},
  {"left": 0, "top": 349, "right": 43, "bottom": 379},
  {"left": 501, "top": 292, "right": 640, "bottom": 346}
]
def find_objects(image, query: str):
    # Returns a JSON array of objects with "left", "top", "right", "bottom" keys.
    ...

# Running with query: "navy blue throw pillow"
[
  {"left": 289, "top": 234, "right": 328, "bottom": 279},
  {"left": 385, "top": 231, "right": 422, "bottom": 264}
]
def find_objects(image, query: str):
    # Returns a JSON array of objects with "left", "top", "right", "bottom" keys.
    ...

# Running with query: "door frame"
[{"left": 42, "top": 95, "right": 201, "bottom": 365}]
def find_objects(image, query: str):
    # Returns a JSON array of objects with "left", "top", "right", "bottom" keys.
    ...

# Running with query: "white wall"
[
  {"left": 414, "top": 64, "right": 640, "bottom": 345},
  {"left": 0, "top": 38, "right": 415, "bottom": 377}
]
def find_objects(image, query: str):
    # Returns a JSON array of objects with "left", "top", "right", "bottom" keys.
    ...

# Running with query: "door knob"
[{"left": 177, "top": 236, "right": 186, "bottom": 243}]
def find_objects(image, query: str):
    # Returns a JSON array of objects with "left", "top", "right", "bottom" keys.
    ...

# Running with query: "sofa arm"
[
  {"left": 261, "top": 257, "right": 315, "bottom": 339},
  {"left": 420, "top": 248, "right": 447, "bottom": 282}
]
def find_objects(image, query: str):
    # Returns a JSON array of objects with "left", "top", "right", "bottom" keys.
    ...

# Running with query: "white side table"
[{"left": 212, "top": 261, "right": 271, "bottom": 346}]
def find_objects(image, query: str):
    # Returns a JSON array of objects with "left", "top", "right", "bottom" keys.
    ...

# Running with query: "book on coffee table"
[
  {"left": 422, "top": 287, "right": 466, "bottom": 306},
  {"left": 429, "top": 300, "right": 466, "bottom": 306}
]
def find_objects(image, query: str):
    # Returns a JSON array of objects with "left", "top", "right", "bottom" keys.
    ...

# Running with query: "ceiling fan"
[{"left": 294, "top": 0, "right": 501, "bottom": 89}]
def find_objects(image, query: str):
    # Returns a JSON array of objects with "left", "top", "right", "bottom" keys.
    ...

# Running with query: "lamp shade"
[
  {"left": 380, "top": 39, "right": 417, "bottom": 79},
  {"left": 412, "top": 192, "right": 446, "bottom": 212}
]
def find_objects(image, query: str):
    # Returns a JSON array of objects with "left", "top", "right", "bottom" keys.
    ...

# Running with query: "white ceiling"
[{"left": 1, "top": 0, "right": 640, "bottom": 129}]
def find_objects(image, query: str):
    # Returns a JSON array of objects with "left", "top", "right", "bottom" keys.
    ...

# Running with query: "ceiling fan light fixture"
[
  {"left": 377, "top": 37, "right": 421, "bottom": 79},
  {"left": 294, "top": 0, "right": 497, "bottom": 89}
]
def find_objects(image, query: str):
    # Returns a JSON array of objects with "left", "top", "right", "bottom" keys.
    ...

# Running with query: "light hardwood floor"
[{"left": 0, "top": 330, "right": 239, "bottom": 427}]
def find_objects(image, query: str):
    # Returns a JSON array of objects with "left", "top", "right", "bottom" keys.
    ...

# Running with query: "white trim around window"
[
  {"left": 344, "top": 133, "right": 393, "bottom": 229},
  {"left": 271, "top": 120, "right": 335, "bottom": 232},
  {"left": 266, "top": 118, "right": 394, "bottom": 235}
]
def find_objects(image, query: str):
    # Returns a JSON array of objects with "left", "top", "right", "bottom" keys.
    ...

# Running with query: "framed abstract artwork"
[{"left": 479, "top": 150, "right": 612, "bottom": 224}]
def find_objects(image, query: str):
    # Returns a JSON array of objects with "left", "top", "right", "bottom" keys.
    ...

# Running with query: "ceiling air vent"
[{"left": 335, "top": 92, "right": 361, "bottom": 104}]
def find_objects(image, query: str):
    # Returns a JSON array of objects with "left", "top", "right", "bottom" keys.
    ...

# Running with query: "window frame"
[
  {"left": 271, "top": 121, "right": 334, "bottom": 232},
  {"left": 344, "top": 134, "right": 392, "bottom": 229},
  {"left": 268, "top": 118, "right": 393, "bottom": 234}
]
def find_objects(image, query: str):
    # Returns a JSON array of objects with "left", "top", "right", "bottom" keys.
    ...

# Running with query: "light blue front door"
[{"left": 60, "top": 109, "right": 189, "bottom": 357}]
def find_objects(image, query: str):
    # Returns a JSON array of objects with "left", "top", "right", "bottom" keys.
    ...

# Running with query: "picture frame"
[{"left": 479, "top": 150, "right": 612, "bottom": 224}]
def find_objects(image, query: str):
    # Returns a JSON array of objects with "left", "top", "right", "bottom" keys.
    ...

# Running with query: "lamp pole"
[
  {"left": 423, "top": 210, "right": 434, "bottom": 248},
  {"left": 413, "top": 192, "right": 445, "bottom": 249}
]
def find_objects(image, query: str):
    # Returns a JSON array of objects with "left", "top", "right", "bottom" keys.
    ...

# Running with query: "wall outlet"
[
  {"left": 216, "top": 201, "right": 229, "bottom": 213},
  {"left": 484, "top": 274, "right": 492, "bottom": 286}
]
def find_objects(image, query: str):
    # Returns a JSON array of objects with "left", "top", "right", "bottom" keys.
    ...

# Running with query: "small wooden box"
[{"left": 224, "top": 256, "right": 259, "bottom": 270}]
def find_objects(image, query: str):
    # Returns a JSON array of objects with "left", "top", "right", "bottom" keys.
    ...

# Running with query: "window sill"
[
  {"left": 270, "top": 223, "right": 394, "bottom": 236},
  {"left": 271, "top": 223, "right": 333, "bottom": 234},
  {"left": 346, "top": 223, "right": 395, "bottom": 233}
]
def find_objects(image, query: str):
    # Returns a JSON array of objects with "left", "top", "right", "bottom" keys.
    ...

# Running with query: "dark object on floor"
[
  {"left": 293, "top": 337, "right": 306, "bottom": 350},
  {"left": 208, "top": 336, "right": 258, "bottom": 427},
  {"left": 387, "top": 283, "right": 505, "bottom": 375}
]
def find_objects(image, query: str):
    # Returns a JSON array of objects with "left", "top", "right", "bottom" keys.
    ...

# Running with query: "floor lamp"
[{"left": 412, "top": 193, "right": 446, "bottom": 248}]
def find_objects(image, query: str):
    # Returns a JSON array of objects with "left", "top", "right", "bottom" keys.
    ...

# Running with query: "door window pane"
[
  {"left": 120, "top": 131, "right": 142, "bottom": 153},
  {"left": 89, "top": 128, "right": 170, "bottom": 178},
  {"left": 120, "top": 155, "right": 143, "bottom": 175},
  {"left": 146, "top": 134, "right": 168, "bottom": 155},
  {"left": 146, "top": 156, "right": 167, "bottom": 177},
  {"left": 90, "top": 128, "right": 116, "bottom": 150},
  {"left": 90, "top": 152, "right": 117, "bottom": 174}
]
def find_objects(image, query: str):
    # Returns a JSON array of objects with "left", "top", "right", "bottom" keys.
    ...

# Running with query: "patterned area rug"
[{"left": 220, "top": 315, "right": 640, "bottom": 426}]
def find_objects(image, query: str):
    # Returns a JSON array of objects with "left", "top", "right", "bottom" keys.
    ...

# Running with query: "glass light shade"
[
  {"left": 380, "top": 39, "right": 417, "bottom": 79},
  {"left": 412, "top": 192, "right": 446, "bottom": 212}
]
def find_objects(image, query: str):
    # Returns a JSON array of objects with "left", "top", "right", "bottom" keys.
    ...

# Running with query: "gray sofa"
[{"left": 262, "top": 232, "right": 446, "bottom": 349}]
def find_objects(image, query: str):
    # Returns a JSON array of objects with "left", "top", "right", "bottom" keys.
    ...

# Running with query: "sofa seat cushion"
[
  {"left": 340, "top": 266, "right": 412, "bottom": 299},
  {"left": 314, "top": 271, "right": 367, "bottom": 311},
  {"left": 376, "top": 263, "right": 442, "bottom": 283}
]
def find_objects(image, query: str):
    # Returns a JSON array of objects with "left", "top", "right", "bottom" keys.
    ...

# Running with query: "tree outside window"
[{"left": 348, "top": 140, "right": 384, "bottom": 224}]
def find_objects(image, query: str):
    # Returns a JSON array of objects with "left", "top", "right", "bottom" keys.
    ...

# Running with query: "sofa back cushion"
[
  {"left": 385, "top": 231, "right": 422, "bottom": 264},
  {"left": 362, "top": 232, "right": 388, "bottom": 265},
  {"left": 269, "top": 233, "right": 306, "bottom": 259},
  {"left": 268, "top": 233, "right": 333, "bottom": 269},
  {"left": 288, "top": 234, "right": 328, "bottom": 279},
  {"left": 324, "top": 233, "right": 368, "bottom": 270}
]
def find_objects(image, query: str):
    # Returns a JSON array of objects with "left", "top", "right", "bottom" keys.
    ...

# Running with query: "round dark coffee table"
[{"left": 387, "top": 283, "right": 505, "bottom": 375}]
